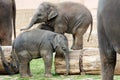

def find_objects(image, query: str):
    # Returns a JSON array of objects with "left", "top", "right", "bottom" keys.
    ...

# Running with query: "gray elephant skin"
[
  {"left": 97, "top": 0, "right": 120, "bottom": 80},
  {"left": 0, "top": 0, "right": 16, "bottom": 45},
  {"left": 12, "top": 29, "right": 69, "bottom": 78},
  {"left": 0, "top": 46, "right": 19, "bottom": 74},
  {"left": 21, "top": 2, "right": 93, "bottom": 50}
]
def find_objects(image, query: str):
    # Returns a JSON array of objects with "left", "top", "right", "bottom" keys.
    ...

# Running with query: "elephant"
[
  {"left": 37, "top": 23, "right": 54, "bottom": 31},
  {"left": 0, "top": 46, "right": 19, "bottom": 74},
  {"left": 12, "top": 28, "right": 69, "bottom": 78},
  {"left": 97, "top": 0, "right": 120, "bottom": 80},
  {"left": 20, "top": 2, "right": 93, "bottom": 50},
  {"left": 0, "top": 0, "right": 16, "bottom": 45}
]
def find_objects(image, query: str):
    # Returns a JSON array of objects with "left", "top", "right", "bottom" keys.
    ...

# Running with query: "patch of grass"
[{"left": 0, "top": 59, "right": 120, "bottom": 80}]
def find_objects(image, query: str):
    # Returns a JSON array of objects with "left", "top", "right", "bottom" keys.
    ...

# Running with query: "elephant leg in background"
[
  {"left": 41, "top": 50, "right": 53, "bottom": 77},
  {"left": 18, "top": 51, "right": 32, "bottom": 78},
  {"left": 0, "top": 31, "right": 12, "bottom": 45},
  {"left": 2, "top": 36, "right": 12, "bottom": 45},
  {"left": 71, "top": 25, "right": 89, "bottom": 50}
]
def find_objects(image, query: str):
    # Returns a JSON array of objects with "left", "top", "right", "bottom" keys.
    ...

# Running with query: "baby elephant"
[{"left": 12, "top": 29, "right": 69, "bottom": 78}]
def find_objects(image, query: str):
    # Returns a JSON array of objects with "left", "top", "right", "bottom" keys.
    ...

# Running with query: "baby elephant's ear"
[
  {"left": 51, "top": 34, "right": 59, "bottom": 49},
  {"left": 48, "top": 7, "right": 58, "bottom": 20}
]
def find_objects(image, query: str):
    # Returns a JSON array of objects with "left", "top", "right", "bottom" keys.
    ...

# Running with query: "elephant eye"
[
  {"left": 10, "top": 55, "right": 12, "bottom": 58},
  {"left": 62, "top": 47, "right": 66, "bottom": 51},
  {"left": 38, "top": 13, "right": 42, "bottom": 16}
]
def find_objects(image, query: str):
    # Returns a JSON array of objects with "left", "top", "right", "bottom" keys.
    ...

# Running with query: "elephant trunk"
[
  {"left": 64, "top": 51, "right": 69, "bottom": 75},
  {"left": 0, "top": 46, "right": 19, "bottom": 74},
  {"left": 55, "top": 47, "right": 69, "bottom": 75},
  {"left": 20, "top": 13, "right": 38, "bottom": 31}
]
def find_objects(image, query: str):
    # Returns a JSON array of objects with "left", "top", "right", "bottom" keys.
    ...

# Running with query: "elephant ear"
[
  {"left": 50, "top": 34, "right": 60, "bottom": 49},
  {"left": 48, "top": 7, "right": 58, "bottom": 20}
]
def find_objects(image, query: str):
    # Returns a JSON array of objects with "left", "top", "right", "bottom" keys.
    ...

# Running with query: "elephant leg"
[
  {"left": 2, "top": 38, "right": 12, "bottom": 45},
  {"left": 99, "top": 38, "right": 116, "bottom": 80},
  {"left": 100, "top": 50, "right": 116, "bottom": 80},
  {"left": 19, "top": 62, "right": 30, "bottom": 78},
  {"left": 27, "top": 62, "right": 32, "bottom": 77},
  {"left": 41, "top": 50, "right": 53, "bottom": 77},
  {"left": 0, "top": 34, "right": 12, "bottom": 46},
  {"left": 18, "top": 51, "right": 31, "bottom": 78},
  {"left": 71, "top": 34, "right": 83, "bottom": 50},
  {"left": 71, "top": 26, "right": 88, "bottom": 50},
  {"left": 98, "top": 17, "right": 116, "bottom": 80}
]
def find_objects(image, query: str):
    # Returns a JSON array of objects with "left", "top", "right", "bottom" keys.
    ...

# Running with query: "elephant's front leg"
[
  {"left": 19, "top": 51, "right": 32, "bottom": 78},
  {"left": 27, "top": 62, "right": 32, "bottom": 77},
  {"left": 19, "top": 62, "right": 30, "bottom": 78},
  {"left": 41, "top": 50, "right": 53, "bottom": 77}
]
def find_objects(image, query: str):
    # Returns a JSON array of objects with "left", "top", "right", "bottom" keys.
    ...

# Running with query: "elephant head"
[
  {"left": 52, "top": 34, "right": 69, "bottom": 75},
  {"left": 20, "top": 2, "right": 58, "bottom": 31},
  {"left": 0, "top": 46, "right": 19, "bottom": 74}
]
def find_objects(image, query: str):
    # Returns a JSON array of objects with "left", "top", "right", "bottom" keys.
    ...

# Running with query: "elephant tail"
[
  {"left": 72, "top": 14, "right": 93, "bottom": 42},
  {"left": 12, "top": 0, "right": 16, "bottom": 38},
  {"left": 87, "top": 16, "right": 93, "bottom": 42}
]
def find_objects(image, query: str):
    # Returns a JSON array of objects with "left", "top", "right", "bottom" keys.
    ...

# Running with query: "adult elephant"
[
  {"left": 21, "top": 2, "right": 93, "bottom": 50},
  {"left": 0, "top": 46, "right": 19, "bottom": 74},
  {"left": 0, "top": 0, "right": 16, "bottom": 45},
  {"left": 97, "top": 0, "right": 120, "bottom": 80}
]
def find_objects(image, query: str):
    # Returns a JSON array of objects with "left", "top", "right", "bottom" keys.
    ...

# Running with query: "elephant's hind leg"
[
  {"left": 71, "top": 26, "right": 88, "bottom": 50},
  {"left": 71, "top": 34, "right": 83, "bottom": 50}
]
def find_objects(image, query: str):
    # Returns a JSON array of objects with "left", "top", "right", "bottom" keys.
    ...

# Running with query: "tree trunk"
[
  {"left": 55, "top": 50, "right": 82, "bottom": 75},
  {"left": 55, "top": 48, "right": 120, "bottom": 75}
]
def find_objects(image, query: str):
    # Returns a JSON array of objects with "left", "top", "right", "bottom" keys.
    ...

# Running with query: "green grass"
[{"left": 0, "top": 59, "right": 120, "bottom": 80}]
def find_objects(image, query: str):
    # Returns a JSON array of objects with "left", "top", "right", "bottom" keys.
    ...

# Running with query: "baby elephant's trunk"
[{"left": 64, "top": 52, "right": 69, "bottom": 75}]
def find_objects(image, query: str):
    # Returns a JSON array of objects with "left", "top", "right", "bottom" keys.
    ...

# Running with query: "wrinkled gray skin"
[
  {"left": 97, "top": 0, "right": 120, "bottom": 80},
  {"left": 0, "top": 46, "right": 19, "bottom": 74},
  {"left": 0, "top": 0, "right": 16, "bottom": 45},
  {"left": 13, "top": 29, "right": 69, "bottom": 78},
  {"left": 21, "top": 2, "right": 93, "bottom": 50}
]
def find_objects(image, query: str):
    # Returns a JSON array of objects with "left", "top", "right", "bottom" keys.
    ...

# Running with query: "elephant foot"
[
  {"left": 29, "top": 74, "right": 33, "bottom": 77},
  {"left": 71, "top": 45, "right": 83, "bottom": 50},
  {"left": 44, "top": 73, "right": 52, "bottom": 78},
  {"left": 64, "top": 72, "right": 69, "bottom": 76},
  {"left": 21, "top": 74, "right": 32, "bottom": 78}
]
